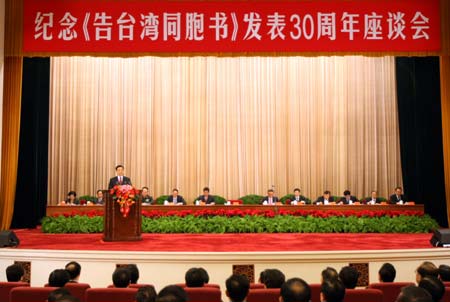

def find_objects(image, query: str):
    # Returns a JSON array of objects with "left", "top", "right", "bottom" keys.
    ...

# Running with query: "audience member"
[
  {"left": 379, "top": 263, "right": 396, "bottom": 282},
  {"left": 321, "top": 267, "right": 339, "bottom": 283},
  {"left": 55, "top": 296, "right": 79, "bottom": 302},
  {"left": 136, "top": 285, "right": 157, "bottom": 302},
  {"left": 185, "top": 267, "right": 205, "bottom": 287},
  {"left": 198, "top": 267, "right": 210, "bottom": 284},
  {"left": 156, "top": 285, "right": 188, "bottom": 302},
  {"left": 48, "top": 269, "right": 70, "bottom": 287},
  {"left": 226, "top": 274, "right": 250, "bottom": 302},
  {"left": 127, "top": 264, "right": 140, "bottom": 284},
  {"left": 339, "top": 266, "right": 359, "bottom": 289},
  {"left": 396, "top": 285, "right": 433, "bottom": 302},
  {"left": 48, "top": 288, "right": 71, "bottom": 302},
  {"left": 259, "top": 268, "right": 285, "bottom": 288},
  {"left": 280, "top": 277, "right": 311, "bottom": 302},
  {"left": 418, "top": 276, "right": 445, "bottom": 302},
  {"left": 65, "top": 261, "right": 81, "bottom": 283},
  {"left": 112, "top": 267, "right": 131, "bottom": 288},
  {"left": 6, "top": 263, "right": 24, "bottom": 282},
  {"left": 438, "top": 264, "right": 450, "bottom": 282},
  {"left": 416, "top": 262, "right": 439, "bottom": 283},
  {"left": 320, "top": 280, "right": 345, "bottom": 302}
]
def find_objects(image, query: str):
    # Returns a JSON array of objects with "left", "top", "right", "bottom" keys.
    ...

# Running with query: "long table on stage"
[{"left": 46, "top": 204, "right": 425, "bottom": 216}]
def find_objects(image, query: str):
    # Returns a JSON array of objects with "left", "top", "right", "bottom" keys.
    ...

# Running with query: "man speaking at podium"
[{"left": 108, "top": 165, "right": 132, "bottom": 189}]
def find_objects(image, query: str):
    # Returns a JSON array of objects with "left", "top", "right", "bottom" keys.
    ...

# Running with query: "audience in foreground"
[
  {"left": 127, "top": 264, "right": 140, "bottom": 284},
  {"left": 259, "top": 268, "right": 286, "bottom": 288},
  {"left": 6, "top": 263, "right": 24, "bottom": 282},
  {"left": 418, "top": 276, "right": 445, "bottom": 302},
  {"left": 280, "top": 278, "right": 311, "bottom": 302},
  {"left": 379, "top": 262, "right": 396, "bottom": 282},
  {"left": 396, "top": 285, "right": 433, "bottom": 302},
  {"left": 48, "top": 288, "right": 71, "bottom": 302},
  {"left": 48, "top": 269, "right": 70, "bottom": 287},
  {"left": 156, "top": 285, "right": 187, "bottom": 302},
  {"left": 226, "top": 274, "right": 250, "bottom": 302},
  {"left": 65, "top": 261, "right": 81, "bottom": 283},
  {"left": 321, "top": 280, "right": 345, "bottom": 302},
  {"left": 321, "top": 267, "right": 338, "bottom": 283},
  {"left": 112, "top": 267, "right": 131, "bottom": 288},
  {"left": 136, "top": 285, "right": 157, "bottom": 302},
  {"left": 185, "top": 267, "right": 206, "bottom": 287},
  {"left": 338, "top": 266, "right": 359, "bottom": 289},
  {"left": 416, "top": 262, "right": 439, "bottom": 284},
  {"left": 438, "top": 264, "right": 450, "bottom": 282}
]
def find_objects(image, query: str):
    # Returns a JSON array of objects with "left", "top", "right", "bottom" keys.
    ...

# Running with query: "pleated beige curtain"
[{"left": 48, "top": 56, "right": 402, "bottom": 204}]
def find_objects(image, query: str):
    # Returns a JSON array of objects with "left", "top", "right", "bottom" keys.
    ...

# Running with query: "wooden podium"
[{"left": 103, "top": 190, "right": 142, "bottom": 241}]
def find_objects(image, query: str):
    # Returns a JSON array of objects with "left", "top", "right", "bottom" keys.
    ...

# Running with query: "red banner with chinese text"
[{"left": 23, "top": 0, "right": 441, "bottom": 53}]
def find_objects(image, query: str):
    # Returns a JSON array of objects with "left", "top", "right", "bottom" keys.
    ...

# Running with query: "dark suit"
[
  {"left": 389, "top": 194, "right": 407, "bottom": 204},
  {"left": 142, "top": 195, "right": 154, "bottom": 205},
  {"left": 339, "top": 196, "right": 358, "bottom": 204},
  {"left": 315, "top": 196, "right": 335, "bottom": 205},
  {"left": 108, "top": 176, "right": 132, "bottom": 190},
  {"left": 363, "top": 197, "right": 382, "bottom": 204},
  {"left": 166, "top": 195, "right": 186, "bottom": 205},
  {"left": 65, "top": 198, "right": 80, "bottom": 205},
  {"left": 94, "top": 198, "right": 104, "bottom": 205},
  {"left": 290, "top": 195, "right": 311, "bottom": 204},
  {"left": 196, "top": 195, "right": 215, "bottom": 204},
  {"left": 261, "top": 196, "right": 279, "bottom": 205}
]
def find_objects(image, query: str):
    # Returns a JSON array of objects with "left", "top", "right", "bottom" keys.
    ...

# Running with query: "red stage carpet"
[{"left": 11, "top": 229, "right": 435, "bottom": 252}]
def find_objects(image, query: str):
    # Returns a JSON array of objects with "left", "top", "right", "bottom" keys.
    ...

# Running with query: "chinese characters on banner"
[{"left": 23, "top": 0, "right": 441, "bottom": 53}]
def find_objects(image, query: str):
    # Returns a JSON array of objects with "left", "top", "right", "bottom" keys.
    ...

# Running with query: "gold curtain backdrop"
[{"left": 48, "top": 56, "right": 402, "bottom": 204}]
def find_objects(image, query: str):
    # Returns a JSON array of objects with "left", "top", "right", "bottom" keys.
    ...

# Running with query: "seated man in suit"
[
  {"left": 389, "top": 186, "right": 408, "bottom": 204},
  {"left": 108, "top": 164, "right": 132, "bottom": 190},
  {"left": 261, "top": 189, "right": 279, "bottom": 205},
  {"left": 164, "top": 188, "right": 186, "bottom": 205},
  {"left": 94, "top": 189, "right": 104, "bottom": 205},
  {"left": 364, "top": 190, "right": 382, "bottom": 205},
  {"left": 291, "top": 188, "right": 309, "bottom": 205},
  {"left": 315, "top": 190, "right": 335, "bottom": 205},
  {"left": 141, "top": 187, "right": 154, "bottom": 205},
  {"left": 339, "top": 190, "right": 358, "bottom": 205},
  {"left": 195, "top": 187, "right": 215, "bottom": 205}
]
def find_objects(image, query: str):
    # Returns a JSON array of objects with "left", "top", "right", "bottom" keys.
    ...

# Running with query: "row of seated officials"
[
  {"left": 2, "top": 260, "right": 450, "bottom": 302},
  {"left": 60, "top": 186, "right": 410, "bottom": 206}
]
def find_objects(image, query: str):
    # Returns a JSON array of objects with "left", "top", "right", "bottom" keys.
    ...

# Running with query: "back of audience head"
[
  {"left": 48, "top": 287, "right": 71, "bottom": 302},
  {"left": 127, "top": 264, "right": 139, "bottom": 284},
  {"left": 321, "top": 280, "right": 345, "bottom": 302},
  {"left": 6, "top": 263, "right": 24, "bottom": 282},
  {"left": 49, "top": 269, "right": 71, "bottom": 287},
  {"left": 416, "top": 262, "right": 439, "bottom": 283},
  {"left": 438, "top": 264, "right": 450, "bottom": 282},
  {"left": 396, "top": 285, "right": 433, "bottom": 302},
  {"left": 65, "top": 261, "right": 81, "bottom": 282},
  {"left": 198, "top": 267, "right": 209, "bottom": 284},
  {"left": 321, "top": 267, "right": 339, "bottom": 283},
  {"left": 112, "top": 267, "right": 131, "bottom": 288},
  {"left": 418, "top": 276, "right": 445, "bottom": 302},
  {"left": 156, "top": 285, "right": 188, "bottom": 302},
  {"left": 379, "top": 263, "right": 396, "bottom": 283},
  {"left": 185, "top": 267, "right": 205, "bottom": 287},
  {"left": 280, "top": 277, "right": 311, "bottom": 302},
  {"left": 259, "top": 268, "right": 285, "bottom": 288},
  {"left": 55, "top": 296, "right": 80, "bottom": 302},
  {"left": 136, "top": 285, "right": 157, "bottom": 302},
  {"left": 226, "top": 274, "right": 250, "bottom": 302},
  {"left": 338, "top": 266, "right": 359, "bottom": 289}
]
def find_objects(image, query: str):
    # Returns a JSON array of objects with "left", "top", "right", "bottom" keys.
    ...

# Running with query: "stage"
[{"left": 1, "top": 228, "right": 449, "bottom": 291}]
